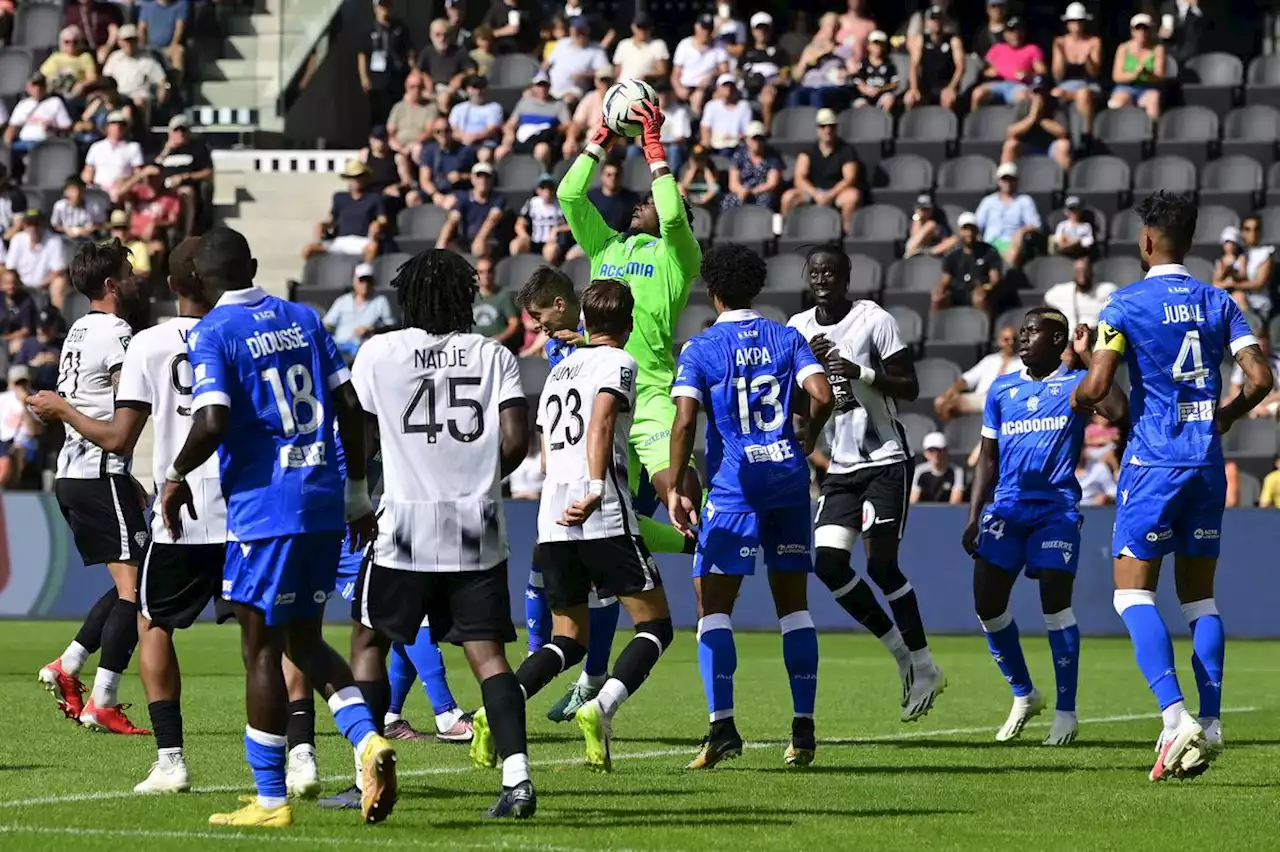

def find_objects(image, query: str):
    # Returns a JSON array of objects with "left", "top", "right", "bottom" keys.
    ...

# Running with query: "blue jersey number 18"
[{"left": 262, "top": 365, "right": 324, "bottom": 437}]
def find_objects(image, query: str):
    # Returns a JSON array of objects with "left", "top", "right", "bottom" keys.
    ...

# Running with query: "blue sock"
[
  {"left": 327, "top": 686, "right": 379, "bottom": 748},
  {"left": 404, "top": 626, "right": 457, "bottom": 716},
  {"left": 1183, "top": 599, "right": 1224, "bottom": 719},
  {"left": 980, "top": 610, "right": 1033, "bottom": 698},
  {"left": 697, "top": 614, "right": 736, "bottom": 720},
  {"left": 583, "top": 595, "right": 621, "bottom": 677},
  {"left": 1045, "top": 608, "right": 1081, "bottom": 713},
  {"left": 244, "top": 726, "right": 287, "bottom": 804},
  {"left": 526, "top": 566, "right": 551, "bottom": 653},
  {"left": 780, "top": 611, "right": 818, "bottom": 717},
  {"left": 1115, "top": 590, "right": 1183, "bottom": 710},
  {"left": 387, "top": 643, "right": 417, "bottom": 715}
]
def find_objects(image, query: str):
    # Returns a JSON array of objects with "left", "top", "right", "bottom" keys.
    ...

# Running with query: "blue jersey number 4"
[{"left": 1171, "top": 330, "right": 1209, "bottom": 389}]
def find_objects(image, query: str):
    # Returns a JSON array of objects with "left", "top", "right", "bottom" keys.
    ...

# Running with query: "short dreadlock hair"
[
  {"left": 517, "top": 265, "right": 577, "bottom": 311},
  {"left": 701, "top": 243, "right": 766, "bottom": 310},
  {"left": 1134, "top": 191, "right": 1198, "bottom": 259},
  {"left": 392, "top": 249, "right": 478, "bottom": 335}
]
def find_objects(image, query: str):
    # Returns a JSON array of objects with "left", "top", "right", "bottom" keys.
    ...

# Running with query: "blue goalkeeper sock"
[
  {"left": 244, "top": 726, "right": 287, "bottom": 808},
  {"left": 387, "top": 643, "right": 417, "bottom": 716},
  {"left": 1115, "top": 590, "right": 1184, "bottom": 712},
  {"left": 526, "top": 566, "right": 551, "bottom": 653},
  {"left": 697, "top": 613, "right": 736, "bottom": 720},
  {"left": 404, "top": 626, "right": 457, "bottom": 716},
  {"left": 980, "top": 610, "right": 1033, "bottom": 698},
  {"left": 583, "top": 594, "right": 620, "bottom": 678},
  {"left": 1044, "top": 608, "right": 1081, "bottom": 713},
  {"left": 327, "top": 686, "right": 378, "bottom": 749},
  {"left": 780, "top": 610, "right": 818, "bottom": 718},
  {"left": 1182, "top": 599, "right": 1224, "bottom": 719}
]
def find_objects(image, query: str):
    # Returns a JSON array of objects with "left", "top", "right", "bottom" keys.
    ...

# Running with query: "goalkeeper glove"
[
  {"left": 585, "top": 124, "right": 618, "bottom": 161},
  {"left": 629, "top": 100, "right": 667, "bottom": 169}
]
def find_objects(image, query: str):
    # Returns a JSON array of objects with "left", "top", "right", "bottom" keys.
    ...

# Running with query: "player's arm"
[
  {"left": 831, "top": 311, "right": 918, "bottom": 400},
  {"left": 963, "top": 394, "right": 1002, "bottom": 554},
  {"left": 1072, "top": 311, "right": 1124, "bottom": 409},
  {"left": 27, "top": 391, "right": 148, "bottom": 455},
  {"left": 495, "top": 346, "right": 529, "bottom": 478},
  {"left": 1070, "top": 323, "right": 1128, "bottom": 426},
  {"left": 559, "top": 388, "right": 623, "bottom": 526},
  {"left": 1219, "top": 344, "right": 1275, "bottom": 433},
  {"left": 668, "top": 345, "right": 705, "bottom": 538},
  {"left": 556, "top": 133, "right": 619, "bottom": 258},
  {"left": 792, "top": 329, "right": 833, "bottom": 454}
]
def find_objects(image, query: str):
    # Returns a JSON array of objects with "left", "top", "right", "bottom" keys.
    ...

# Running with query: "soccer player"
[
  {"left": 28, "top": 238, "right": 221, "bottom": 788},
  {"left": 668, "top": 243, "right": 833, "bottom": 769},
  {"left": 159, "top": 227, "right": 396, "bottom": 827},
  {"left": 964, "top": 312, "right": 1127, "bottom": 746},
  {"left": 475, "top": 278, "right": 674, "bottom": 773},
  {"left": 787, "top": 245, "right": 945, "bottom": 721},
  {"left": 343, "top": 249, "right": 536, "bottom": 819},
  {"left": 37, "top": 240, "right": 149, "bottom": 736},
  {"left": 1071, "top": 192, "right": 1274, "bottom": 781}
]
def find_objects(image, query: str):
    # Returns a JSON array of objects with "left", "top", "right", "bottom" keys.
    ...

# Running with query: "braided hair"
[{"left": 391, "top": 249, "right": 478, "bottom": 335}]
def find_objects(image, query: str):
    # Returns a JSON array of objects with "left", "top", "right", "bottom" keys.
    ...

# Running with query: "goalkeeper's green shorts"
[{"left": 627, "top": 386, "right": 676, "bottom": 493}]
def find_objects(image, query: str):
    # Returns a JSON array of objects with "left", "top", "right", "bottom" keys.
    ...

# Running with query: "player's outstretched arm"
[
  {"left": 26, "top": 391, "right": 148, "bottom": 456},
  {"left": 557, "top": 127, "right": 619, "bottom": 259},
  {"left": 631, "top": 101, "right": 702, "bottom": 282},
  {"left": 1219, "top": 343, "right": 1275, "bottom": 433}
]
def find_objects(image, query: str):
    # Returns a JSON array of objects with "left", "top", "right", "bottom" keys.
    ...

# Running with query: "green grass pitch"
[{"left": 0, "top": 621, "right": 1276, "bottom": 851}]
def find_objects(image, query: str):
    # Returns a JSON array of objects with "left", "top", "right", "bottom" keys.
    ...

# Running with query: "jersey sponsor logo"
[
  {"left": 119, "top": 335, "right": 131, "bottom": 351},
  {"left": 776, "top": 543, "right": 807, "bottom": 555},
  {"left": 1193, "top": 527, "right": 1220, "bottom": 540},
  {"left": 734, "top": 347, "right": 773, "bottom": 367},
  {"left": 245, "top": 324, "right": 310, "bottom": 359},
  {"left": 1000, "top": 415, "right": 1069, "bottom": 436},
  {"left": 1027, "top": 396, "right": 1039, "bottom": 412},
  {"left": 312, "top": 590, "right": 327, "bottom": 603},
  {"left": 280, "top": 441, "right": 326, "bottom": 469},
  {"left": 744, "top": 439, "right": 795, "bottom": 464},
  {"left": 1041, "top": 539, "right": 1072, "bottom": 551},
  {"left": 253, "top": 309, "right": 277, "bottom": 321},
  {"left": 619, "top": 366, "right": 634, "bottom": 391},
  {"left": 275, "top": 592, "right": 296, "bottom": 605},
  {"left": 599, "top": 261, "right": 655, "bottom": 278},
  {"left": 1145, "top": 529, "right": 1174, "bottom": 543},
  {"left": 1162, "top": 303, "right": 1206, "bottom": 325},
  {"left": 737, "top": 546, "right": 758, "bottom": 559},
  {"left": 1177, "top": 400, "right": 1214, "bottom": 423}
]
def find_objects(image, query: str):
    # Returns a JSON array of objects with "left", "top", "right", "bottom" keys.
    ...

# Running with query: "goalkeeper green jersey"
[{"left": 557, "top": 153, "right": 701, "bottom": 393}]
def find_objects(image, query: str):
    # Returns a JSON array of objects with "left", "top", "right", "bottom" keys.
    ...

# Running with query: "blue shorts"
[
  {"left": 975, "top": 501, "right": 1082, "bottom": 577},
  {"left": 1113, "top": 465, "right": 1225, "bottom": 560},
  {"left": 1054, "top": 79, "right": 1099, "bottom": 94},
  {"left": 987, "top": 80, "right": 1028, "bottom": 104},
  {"left": 1112, "top": 84, "right": 1154, "bottom": 102},
  {"left": 222, "top": 531, "right": 344, "bottom": 625},
  {"left": 692, "top": 503, "right": 813, "bottom": 577},
  {"left": 334, "top": 535, "right": 365, "bottom": 603}
]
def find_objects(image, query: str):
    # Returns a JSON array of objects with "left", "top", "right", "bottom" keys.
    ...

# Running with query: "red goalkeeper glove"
[
  {"left": 585, "top": 124, "right": 618, "bottom": 161},
  {"left": 629, "top": 100, "right": 667, "bottom": 168}
]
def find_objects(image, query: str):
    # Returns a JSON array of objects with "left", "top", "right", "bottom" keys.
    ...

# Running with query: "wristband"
[
  {"left": 164, "top": 464, "right": 184, "bottom": 483},
  {"left": 585, "top": 143, "right": 607, "bottom": 161},
  {"left": 649, "top": 160, "right": 669, "bottom": 174},
  {"left": 858, "top": 366, "right": 877, "bottom": 386},
  {"left": 587, "top": 479, "right": 605, "bottom": 496}
]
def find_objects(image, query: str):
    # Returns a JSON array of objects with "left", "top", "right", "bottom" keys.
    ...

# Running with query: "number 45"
[{"left": 1172, "top": 330, "right": 1209, "bottom": 388}]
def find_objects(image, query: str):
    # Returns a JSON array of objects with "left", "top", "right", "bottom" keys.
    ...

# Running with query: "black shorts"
[
  {"left": 55, "top": 476, "right": 150, "bottom": 566},
  {"left": 138, "top": 542, "right": 226, "bottom": 629},
  {"left": 816, "top": 460, "right": 911, "bottom": 543},
  {"left": 354, "top": 560, "right": 517, "bottom": 646},
  {"left": 539, "top": 535, "right": 662, "bottom": 610},
  {"left": 214, "top": 597, "right": 238, "bottom": 625}
]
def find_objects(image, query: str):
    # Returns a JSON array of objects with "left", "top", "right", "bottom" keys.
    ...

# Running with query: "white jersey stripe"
[
  {"left": 107, "top": 477, "right": 130, "bottom": 561},
  {"left": 138, "top": 544, "right": 154, "bottom": 620}
]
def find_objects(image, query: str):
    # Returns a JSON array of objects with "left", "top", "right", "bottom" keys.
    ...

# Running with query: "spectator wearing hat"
[
  {"left": 700, "top": 73, "right": 751, "bottom": 156},
  {"left": 512, "top": 173, "right": 571, "bottom": 263},
  {"left": 0, "top": 363, "right": 41, "bottom": 488},
  {"left": 359, "top": 0, "right": 413, "bottom": 126},
  {"left": 417, "top": 17, "right": 476, "bottom": 98},
  {"left": 545, "top": 17, "right": 610, "bottom": 106},
  {"left": 106, "top": 208, "right": 150, "bottom": 274},
  {"left": 82, "top": 111, "right": 143, "bottom": 202},
  {"left": 904, "top": 5, "right": 965, "bottom": 111},
  {"left": 740, "top": 12, "right": 790, "bottom": 133},
  {"left": 911, "top": 432, "right": 964, "bottom": 504},
  {"left": 436, "top": 161, "right": 506, "bottom": 258},
  {"left": 51, "top": 177, "right": 105, "bottom": 243},
  {"left": 386, "top": 73, "right": 438, "bottom": 164},
  {"left": 323, "top": 263, "right": 396, "bottom": 359},
  {"left": 15, "top": 307, "right": 64, "bottom": 392},
  {"left": 72, "top": 77, "right": 131, "bottom": 145},
  {"left": 1002, "top": 74, "right": 1071, "bottom": 171},
  {"left": 905, "top": 194, "right": 956, "bottom": 257},
  {"left": 679, "top": 144, "right": 722, "bottom": 211},
  {"left": 472, "top": 255, "right": 521, "bottom": 350},
  {"left": 1214, "top": 217, "right": 1275, "bottom": 319},
  {"left": 904, "top": 0, "right": 954, "bottom": 46},
  {"left": 851, "top": 30, "right": 898, "bottom": 112},
  {"left": 449, "top": 75, "right": 504, "bottom": 157},
  {"left": 1109, "top": 14, "right": 1166, "bottom": 120},
  {"left": 443, "top": 0, "right": 472, "bottom": 50},
  {"left": 672, "top": 14, "right": 731, "bottom": 118},
  {"left": 1044, "top": 256, "right": 1116, "bottom": 330},
  {"left": 359, "top": 125, "right": 412, "bottom": 209},
  {"left": 1160, "top": 0, "right": 1207, "bottom": 66},
  {"left": 723, "top": 122, "right": 783, "bottom": 213},
  {"left": 1052, "top": 2, "right": 1102, "bottom": 135},
  {"left": 559, "top": 0, "right": 616, "bottom": 51},
  {"left": 0, "top": 268, "right": 38, "bottom": 356},
  {"left": 470, "top": 25, "right": 496, "bottom": 78},
  {"left": 972, "top": 15, "right": 1046, "bottom": 109},
  {"left": 419, "top": 117, "right": 476, "bottom": 207},
  {"left": 564, "top": 65, "right": 615, "bottom": 158},
  {"left": 1049, "top": 196, "right": 1094, "bottom": 258},
  {"left": 6, "top": 74, "right": 72, "bottom": 154},
  {"left": 836, "top": 0, "right": 876, "bottom": 64},
  {"left": 975, "top": 162, "right": 1041, "bottom": 268},
  {"left": 138, "top": 0, "right": 189, "bottom": 84},
  {"left": 711, "top": 0, "right": 748, "bottom": 58},
  {"left": 781, "top": 108, "right": 861, "bottom": 234},
  {"left": 932, "top": 211, "right": 1002, "bottom": 319},
  {"left": 66, "top": 0, "right": 122, "bottom": 66},
  {"left": 972, "top": 0, "right": 1009, "bottom": 58},
  {"left": 41, "top": 26, "right": 99, "bottom": 101},
  {"left": 6, "top": 211, "right": 69, "bottom": 309},
  {"left": 935, "top": 321, "right": 1021, "bottom": 421},
  {"left": 789, "top": 13, "right": 854, "bottom": 110},
  {"left": 626, "top": 83, "right": 692, "bottom": 178},
  {"left": 102, "top": 24, "right": 169, "bottom": 113},
  {"left": 612, "top": 13, "right": 669, "bottom": 82},
  {"left": 498, "top": 71, "right": 570, "bottom": 167},
  {"left": 303, "top": 160, "right": 386, "bottom": 262},
  {"left": 135, "top": 114, "right": 212, "bottom": 238},
  {"left": 487, "top": 0, "right": 531, "bottom": 54}
]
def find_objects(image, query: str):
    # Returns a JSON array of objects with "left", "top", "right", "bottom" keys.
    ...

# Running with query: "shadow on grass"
[
  {"left": 425, "top": 805, "right": 967, "bottom": 830},
  {"left": 745, "top": 763, "right": 1139, "bottom": 775}
]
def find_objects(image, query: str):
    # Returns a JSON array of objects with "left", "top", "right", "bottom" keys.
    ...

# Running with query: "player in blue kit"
[
  {"left": 159, "top": 227, "right": 396, "bottom": 826},
  {"left": 668, "top": 243, "right": 834, "bottom": 769},
  {"left": 965, "top": 310, "right": 1128, "bottom": 747},
  {"left": 1072, "top": 192, "right": 1275, "bottom": 781}
]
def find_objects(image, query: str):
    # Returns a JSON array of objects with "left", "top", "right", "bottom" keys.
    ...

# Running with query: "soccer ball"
[{"left": 603, "top": 78, "right": 658, "bottom": 137}]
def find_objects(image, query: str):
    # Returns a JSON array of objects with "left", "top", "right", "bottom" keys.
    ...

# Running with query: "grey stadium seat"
[
  {"left": 1200, "top": 155, "right": 1264, "bottom": 211},
  {"left": 871, "top": 155, "right": 934, "bottom": 216},
  {"left": 934, "top": 155, "right": 996, "bottom": 213},
  {"left": 301, "top": 253, "right": 360, "bottom": 292},
  {"left": 1237, "top": 471, "right": 1262, "bottom": 508},
  {"left": 943, "top": 414, "right": 984, "bottom": 455},
  {"left": 0, "top": 48, "right": 33, "bottom": 98},
  {"left": 372, "top": 252, "right": 411, "bottom": 288},
  {"left": 14, "top": 3, "right": 61, "bottom": 50},
  {"left": 1184, "top": 256, "right": 1214, "bottom": 282},
  {"left": 1269, "top": 313, "right": 1280, "bottom": 348},
  {"left": 884, "top": 254, "right": 942, "bottom": 318},
  {"left": 766, "top": 253, "right": 808, "bottom": 292},
  {"left": 1155, "top": 106, "right": 1220, "bottom": 168},
  {"left": 847, "top": 253, "right": 882, "bottom": 296},
  {"left": 959, "top": 105, "right": 1016, "bottom": 163},
  {"left": 888, "top": 305, "right": 923, "bottom": 347},
  {"left": 928, "top": 306, "right": 989, "bottom": 366},
  {"left": 1223, "top": 418, "right": 1279, "bottom": 456},
  {"left": 1095, "top": 256, "right": 1144, "bottom": 289},
  {"left": 675, "top": 304, "right": 718, "bottom": 343},
  {"left": 1221, "top": 106, "right": 1280, "bottom": 168},
  {"left": 1182, "top": 52, "right": 1244, "bottom": 117},
  {"left": 518, "top": 357, "right": 550, "bottom": 397},
  {"left": 1133, "top": 155, "right": 1198, "bottom": 196},
  {"left": 1190, "top": 205, "right": 1241, "bottom": 261},
  {"left": 890, "top": 52, "right": 911, "bottom": 96},
  {"left": 562, "top": 255, "right": 592, "bottom": 290},
  {"left": 779, "top": 205, "right": 842, "bottom": 254},
  {"left": 845, "top": 204, "right": 908, "bottom": 267},
  {"left": 1067, "top": 156, "right": 1131, "bottom": 218},
  {"left": 62, "top": 290, "right": 91, "bottom": 326},
  {"left": 915, "top": 357, "right": 963, "bottom": 399},
  {"left": 489, "top": 54, "right": 539, "bottom": 113},
  {"left": 1257, "top": 206, "right": 1280, "bottom": 245},
  {"left": 715, "top": 205, "right": 773, "bottom": 252},
  {"left": 1024, "top": 256, "right": 1074, "bottom": 292},
  {"left": 1246, "top": 54, "right": 1280, "bottom": 109},
  {"left": 25, "top": 139, "right": 79, "bottom": 189},
  {"left": 496, "top": 154, "right": 542, "bottom": 205},
  {"left": 1108, "top": 209, "right": 1142, "bottom": 258},
  {"left": 839, "top": 106, "right": 892, "bottom": 171},
  {"left": 397, "top": 205, "right": 449, "bottom": 241},
  {"left": 621, "top": 156, "right": 653, "bottom": 195},
  {"left": 756, "top": 304, "right": 789, "bottom": 325},
  {"left": 1046, "top": 204, "right": 1107, "bottom": 245},
  {"left": 1092, "top": 106, "right": 1153, "bottom": 164},
  {"left": 496, "top": 254, "right": 547, "bottom": 290},
  {"left": 1013, "top": 157, "right": 1064, "bottom": 216},
  {"left": 992, "top": 307, "right": 1026, "bottom": 341},
  {"left": 770, "top": 107, "right": 819, "bottom": 156},
  {"left": 899, "top": 412, "right": 938, "bottom": 456},
  {"left": 691, "top": 206, "right": 713, "bottom": 242},
  {"left": 894, "top": 106, "right": 958, "bottom": 163}
]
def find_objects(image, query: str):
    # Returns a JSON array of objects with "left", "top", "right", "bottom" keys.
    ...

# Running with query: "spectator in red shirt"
[
  {"left": 970, "top": 16, "right": 1046, "bottom": 110},
  {"left": 128, "top": 170, "right": 181, "bottom": 266}
]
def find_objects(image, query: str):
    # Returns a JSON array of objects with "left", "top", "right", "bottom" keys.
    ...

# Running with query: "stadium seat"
[
  {"left": 715, "top": 205, "right": 773, "bottom": 252},
  {"left": 14, "top": 3, "right": 60, "bottom": 50},
  {"left": 871, "top": 155, "right": 934, "bottom": 216},
  {"left": 397, "top": 205, "right": 449, "bottom": 241},
  {"left": 927, "top": 306, "right": 989, "bottom": 366},
  {"left": 847, "top": 253, "right": 882, "bottom": 296},
  {"left": 959, "top": 105, "right": 1016, "bottom": 163},
  {"left": 1133, "top": 155, "right": 1198, "bottom": 197},
  {"left": 1092, "top": 106, "right": 1153, "bottom": 164},
  {"left": 884, "top": 254, "right": 941, "bottom": 318},
  {"left": 839, "top": 106, "right": 892, "bottom": 171},
  {"left": 0, "top": 47, "right": 33, "bottom": 98},
  {"left": 518, "top": 356, "right": 550, "bottom": 397},
  {"left": 1237, "top": 471, "right": 1262, "bottom": 507},
  {"left": 372, "top": 252, "right": 410, "bottom": 288},
  {"left": 934, "top": 155, "right": 996, "bottom": 213},
  {"left": 770, "top": 107, "right": 819, "bottom": 156},
  {"left": 1095, "top": 256, "right": 1144, "bottom": 288},
  {"left": 992, "top": 307, "right": 1025, "bottom": 340},
  {"left": 894, "top": 106, "right": 958, "bottom": 163},
  {"left": 1067, "top": 156, "right": 1131, "bottom": 218},
  {"left": 1224, "top": 418, "right": 1279, "bottom": 456},
  {"left": 1200, "top": 155, "right": 1264, "bottom": 211},
  {"left": 489, "top": 54, "right": 539, "bottom": 113},
  {"left": 898, "top": 411, "right": 938, "bottom": 455},
  {"left": 1155, "top": 106, "right": 1220, "bottom": 168},
  {"left": 1183, "top": 256, "right": 1215, "bottom": 283},
  {"left": 691, "top": 206, "right": 713, "bottom": 243},
  {"left": 1013, "top": 157, "right": 1064, "bottom": 217},
  {"left": 1257, "top": 206, "right": 1280, "bottom": 245},
  {"left": 845, "top": 204, "right": 907, "bottom": 267},
  {"left": 25, "top": 139, "right": 78, "bottom": 189},
  {"left": 756, "top": 304, "right": 788, "bottom": 325},
  {"left": 621, "top": 156, "right": 652, "bottom": 195},
  {"left": 778, "top": 31, "right": 808, "bottom": 61},
  {"left": 888, "top": 305, "right": 923, "bottom": 347},
  {"left": 63, "top": 290, "right": 90, "bottom": 325},
  {"left": 1221, "top": 106, "right": 1280, "bottom": 168},
  {"left": 496, "top": 254, "right": 547, "bottom": 290},
  {"left": 1246, "top": 54, "right": 1280, "bottom": 109},
  {"left": 562, "top": 254, "right": 592, "bottom": 290},
  {"left": 765, "top": 253, "right": 807, "bottom": 293},
  {"left": 1108, "top": 209, "right": 1142, "bottom": 258},
  {"left": 496, "top": 154, "right": 542, "bottom": 206},
  {"left": 1190, "top": 205, "right": 1241, "bottom": 261},
  {"left": 675, "top": 303, "right": 717, "bottom": 344},
  {"left": 1182, "top": 52, "right": 1244, "bottom": 117},
  {"left": 779, "top": 205, "right": 841, "bottom": 254},
  {"left": 914, "top": 357, "right": 962, "bottom": 399},
  {"left": 943, "top": 413, "right": 984, "bottom": 454},
  {"left": 301, "top": 253, "right": 359, "bottom": 292},
  {"left": 1024, "top": 256, "right": 1075, "bottom": 293}
]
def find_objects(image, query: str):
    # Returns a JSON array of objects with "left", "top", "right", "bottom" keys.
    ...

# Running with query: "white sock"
[
  {"left": 908, "top": 648, "right": 933, "bottom": 671},
  {"left": 158, "top": 747, "right": 183, "bottom": 764},
  {"left": 60, "top": 641, "right": 89, "bottom": 676},
  {"left": 1161, "top": 700, "right": 1187, "bottom": 731},
  {"left": 577, "top": 670, "right": 607, "bottom": 690},
  {"left": 1013, "top": 692, "right": 1036, "bottom": 709},
  {"left": 289, "top": 743, "right": 313, "bottom": 759},
  {"left": 257, "top": 795, "right": 287, "bottom": 810},
  {"left": 384, "top": 712, "right": 402, "bottom": 725},
  {"left": 435, "top": 707, "right": 463, "bottom": 733},
  {"left": 501, "top": 753, "right": 530, "bottom": 788},
  {"left": 92, "top": 668, "right": 120, "bottom": 707},
  {"left": 879, "top": 627, "right": 909, "bottom": 662},
  {"left": 597, "top": 678, "right": 629, "bottom": 718},
  {"left": 353, "top": 746, "right": 363, "bottom": 791}
]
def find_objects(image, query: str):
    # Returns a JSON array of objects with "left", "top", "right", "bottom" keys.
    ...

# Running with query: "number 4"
[{"left": 1172, "top": 330, "right": 1209, "bottom": 388}]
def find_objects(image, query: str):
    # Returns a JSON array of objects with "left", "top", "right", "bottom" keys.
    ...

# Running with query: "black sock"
[
  {"left": 481, "top": 671, "right": 527, "bottom": 766},
  {"left": 149, "top": 699, "right": 183, "bottom": 751},
  {"left": 74, "top": 588, "right": 117, "bottom": 653},
  {"left": 355, "top": 680, "right": 389, "bottom": 735},
  {"left": 286, "top": 699, "right": 316, "bottom": 751},
  {"left": 515, "top": 636, "right": 585, "bottom": 699},
  {"left": 98, "top": 598, "right": 138, "bottom": 674},
  {"left": 867, "top": 557, "right": 927, "bottom": 651},
  {"left": 815, "top": 548, "right": 894, "bottom": 637},
  {"left": 611, "top": 619, "right": 673, "bottom": 695}
]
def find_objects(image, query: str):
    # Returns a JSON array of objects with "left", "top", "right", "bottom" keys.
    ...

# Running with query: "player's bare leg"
[
  {"left": 80, "top": 560, "right": 148, "bottom": 735},
  {"left": 1173, "top": 554, "right": 1225, "bottom": 773},
  {"left": 281, "top": 657, "right": 321, "bottom": 800},
  {"left": 689, "top": 575, "right": 745, "bottom": 769},
  {"left": 133, "top": 615, "right": 189, "bottom": 791},
  {"left": 1038, "top": 570, "right": 1079, "bottom": 746},
  {"left": 974, "top": 560, "right": 1043, "bottom": 741},
  {"left": 463, "top": 641, "right": 535, "bottom": 819},
  {"left": 769, "top": 571, "right": 818, "bottom": 768}
]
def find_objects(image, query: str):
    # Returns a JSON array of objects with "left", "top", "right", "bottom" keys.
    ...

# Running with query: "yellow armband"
[{"left": 1096, "top": 321, "right": 1126, "bottom": 354}]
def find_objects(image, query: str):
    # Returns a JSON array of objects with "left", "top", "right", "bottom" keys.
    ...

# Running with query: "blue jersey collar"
[
  {"left": 716, "top": 309, "right": 762, "bottom": 324},
  {"left": 1144, "top": 263, "right": 1190, "bottom": 279},
  {"left": 215, "top": 286, "right": 269, "bottom": 308},
  {"left": 1019, "top": 363, "right": 1068, "bottom": 382}
]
